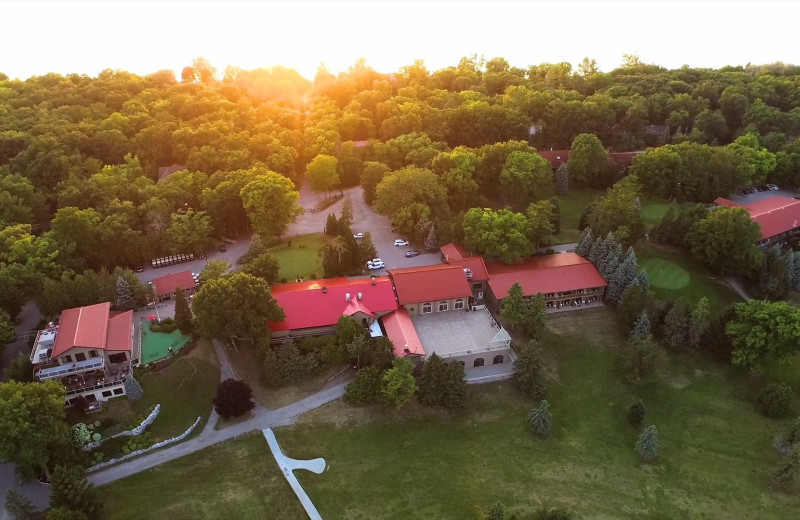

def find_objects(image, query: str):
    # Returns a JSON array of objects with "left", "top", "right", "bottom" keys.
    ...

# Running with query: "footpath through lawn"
[{"left": 101, "top": 307, "right": 800, "bottom": 519}]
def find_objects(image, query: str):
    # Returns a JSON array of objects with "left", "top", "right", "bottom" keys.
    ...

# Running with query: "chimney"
[
  {"left": 357, "top": 292, "right": 363, "bottom": 300},
  {"left": 371, "top": 276, "right": 376, "bottom": 286},
  {"left": 322, "top": 287, "right": 327, "bottom": 293},
  {"left": 345, "top": 293, "right": 351, "bottom": 301},
  {"left": 403, "top": 344, "right": 410, "bottom": 353}
]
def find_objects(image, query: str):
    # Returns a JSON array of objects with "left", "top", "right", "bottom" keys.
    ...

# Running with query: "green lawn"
[
  {"left": 89, "top": 340, "right": 220, "bottom": 443},
  {"left": 101, "top": 308, "right": 800, "bottom": 519},
  {"left": 636, "top": 243, "right": 742, "bottom": 316},
  {"left": 554, "top": 188, "right": 604, "bottom": 243},
  {"left": 640, "top": 201, "right": 671, "bottom": 226},
  {"left": 270, "top": 232, "right": 327, "bottom": 281}
]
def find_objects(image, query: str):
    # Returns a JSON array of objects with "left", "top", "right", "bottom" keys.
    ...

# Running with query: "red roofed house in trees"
[
  {"left": 713, "top": 196, "right": 800, "bottom": 247},
  {"left": 440, "top": 242, "right": 490, "bottom": 304},
  {"left": 151, "top": 270, "right": 197, "bottom": 302},
  {"left": 29, "top": 302, "right": 134, "bottom": 407}
]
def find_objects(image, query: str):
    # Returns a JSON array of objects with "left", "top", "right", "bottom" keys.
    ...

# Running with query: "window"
[
  {"left": 108, "top": 353, "right": 128, "bottom": 364},
  {"left": 454, "top": 298, "right": 464, "bottom": 310},
  {"left": 422, "top": 302, "right": 433, "bottom": 314},
  {"left": 113, "top": 388, "right": 124, "bottom": 395},
  {"left": 438, "top": 300, "right": 448, "bottom": 312},
  {"left": 64, "top": 355, "right": 72, "bottom": 363},
  {"left": 102, "top": 391, "right": 112, "bottom": 398},
  {"left": 75, "top": 353, "right": 86, "bottom": 362},
  {"left": 493, "top": 355, "right": 504, "bottom": 365},
  {"left": 473, "top": 358, "right": 485, "bottom": 367},
  {"left": 85, "top": 394, "right": 97, "bottom": 403},
  {"left": 472, "top": 283, "right": 482, "bottom": 290},
  {"left": 89, "top": 350, "right": 98, "bottom": 358}
]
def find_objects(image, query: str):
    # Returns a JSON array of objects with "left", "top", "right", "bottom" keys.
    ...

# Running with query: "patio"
[{"left": 410, "top": 307, "right": 508, "bottom": 360}]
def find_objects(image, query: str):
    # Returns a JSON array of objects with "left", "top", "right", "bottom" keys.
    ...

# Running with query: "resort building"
[
  {"left": 713, "top": 196, "right": 800, "bottom": 247},
  {"left": 440, "top": 242, "right": 490, "bottom": 303},
  {"left": 151, "top": 270, "right": 197, "bottom": 302},
  {"left": 30, "top": 302, "right": 135, "bottom": 409}
]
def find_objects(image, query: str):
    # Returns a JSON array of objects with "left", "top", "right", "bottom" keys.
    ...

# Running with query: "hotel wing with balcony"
[{"left": 30, "top": 302, "right": 134, "bottom": 409}]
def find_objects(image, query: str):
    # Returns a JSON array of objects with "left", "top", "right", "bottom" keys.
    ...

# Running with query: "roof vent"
[
  {"left": 322, "top": 287, "right": 327, "bottom": 293},
  {"left": 464, "top": 268, "right": 473, "bottom": 279},
  {"left": 345, "top": 292, "right": 351, "bottom": 301},
  {"left": 371, "top": 276, "right": 376, "bottom": 286},
  {"left": 357, "top": 292, "right": 363, "bottom": 300},
  {"left": 403, "top": 344, "right": 410, "bottom": 353}
]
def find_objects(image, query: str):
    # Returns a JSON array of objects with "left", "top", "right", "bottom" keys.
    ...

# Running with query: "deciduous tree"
[
  {"left": 500, "top": 151, "right": 552, "bottom": 204},
  {"left": 567, "top": 133, "right": 609, "bottom": 188},
  {"left": 212, "top": 378, "right": 255, "bottom": 419},
  {"left": 685, "top": 207, "right": 763, "bottom": 277},
  {"left": 306, "top": 154, "right": 340, "bottom": 196},
  {"left": 241, "top": 172, "right": 303, "bottom": 239},
  {"left": 4, "top": 354, "right": 33, "bottom": 383},
  {"left": 463, "top": 208, "right": 532, "bottom": 263},
  {"left": 242, "top": 253, "right": 281, "bottom": 284},
  {"left": 526, "top": 200, "right": 555, "bottom": 251},
  {"left": 380, "top": 357, "right": 418, "bottom": 408},
  {"left": 661, "top": 300, "right": 689, "bottom": 349},
  {"left": 726, "top": 300, "right": 800, "bottom": 371},
  {"left": 200, "top": 259, "right": 230, "bottom": 283}
]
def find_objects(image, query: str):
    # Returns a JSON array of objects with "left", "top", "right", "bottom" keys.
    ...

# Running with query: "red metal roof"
[
  {"left": 381, "top": 308, "right": 425, "bottom": 357},
  {"left": 440, "top": 242, "right": 467, "bottom": 262},
  {"left": 609, "top": 151, "right": 643, "bottom": 166},
  {"left": 106, "top": 311, "right": 133, "bottom": 352},
  {"left": 152, "top": 271, "right": 197, "bottom": 297},
  {"left": 744, "top": 196, "right": 800, "bottom": 240},
  {"left": 537, "top": 150, "right": 570, "bottom": 168},
  {"left": 268, "top": 277, "right": 397, "bottom": 332},
  {"left": 388, "top": 265, "right": 473, "bottom": 305},
  {"left": 714, "top": 197, "right": 742, "bottom": 208},
  {"left": 487, "top": 253, "right": 608, "bottom": 298},
  {"left": 52, "top": 302, "right": 111, "bottom": 357},
  {"left": 440, "top": 243, "right": 489, "bottom": 281}
]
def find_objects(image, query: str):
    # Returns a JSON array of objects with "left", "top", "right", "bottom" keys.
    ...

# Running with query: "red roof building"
[
  {"left": 388, "top": 265, "right": 473, "bottom": 306},
  {"left": 268, "top": 277, "right": 398, "bottom": 336},
  {"left": 152, "top": 271, "right": 197, "bottom": 301},
  {"left": 440, "top": 242, "right": 489, "bottom": 282},
  {"left": 713, "top": 196, "right": 800, "bottom": 245},
  {"left": 537, "top": 150, "right": 570, "bottom": 168},
  {"left": 51, "top": 302, "right": 133, "bottom": 358},
  {"left": 486, "top": 253, "right": 607, "bottom": 311},
  {"left": 381, "top": 308, "right": 425, "bottom": 358}
]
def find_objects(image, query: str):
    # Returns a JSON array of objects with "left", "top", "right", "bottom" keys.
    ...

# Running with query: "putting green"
[{"left": 640, "top": 258, "right": 690, "bottom": 289}]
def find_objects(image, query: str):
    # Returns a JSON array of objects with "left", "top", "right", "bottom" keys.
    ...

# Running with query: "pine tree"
[
  {"left": 575, "top": 228, "right": 594, "bottom": 258},
  {"left": 784, "top": 250, "right": 797, "bottom": 289},
  {"left": 418, "top": 353, "right": 446, "bottom": 406},
  {"left": 123, "top": 375, "right": 144, "bottom": 400},
  {"left": 500, "top": 283, "right": 527, "bottom": 332},
  {"left": 687, "top": 297, "right": 710, "bottom": 347},
  {"left": 359, "top": 232, "right": 378, "bottom": 263},
  {"left": 486, "top": 502, "right": 506, "bottom": 520},
  {"left": 115, "top": 276, "right": 135, "bottom": 310},
  {"left": 792, "top": 254, "right": 800, "bottom": 291},
  {"left": 549, "top": 197, "right": 561, "bottom": 234},
  {"left": 513, "top": 340, "right": 546, "bottom": 398},
  {"left": 757, "top": 246, "right": 790, "bottom": 300},
  {"left": 600, "top": 242, "right": 622, "bottom": 279},
  {"left": 635, "top": 270, "right": 650, "bottom": 291},
  {"left": 773, "top": 447, "right": 800, "bottom": 488},
  {"left": 4, "top": 489, "right": 39, "bottom": 520},
  {"left": 627, "top": 399, "right": 646, "bottom": 426},
  {"left": 587, "top": 233, "right": 606, "bottom": 265},
  {"left": 50, "top": 465, "right": 104, "bottom": 520},
  {"left": 528, "top": 400, "right": 553, "bottom": 437},
  {"left": 607, "top": 248, "right": 638, "bottom": 302},
  {"left": 173, "top": 287, "right": 193, "bottom": 335},
  {"left": 591, "top": 232, "right": 615, "bottom": 275},
  {"left": 441, "top": 362, "right": 468, "bottom": 409},
  {"left": 424, "top": 224, "right": 438, "bottom": 251},
  {"left": 339, "top": 198, "right": 354, "bottom": 228},
  {"left": 630, "top": 311, "right": 651, "bottom": 342},
  {"left": 554, "top": 163, "right": 569, "bottom": 196},
  {"left": 324, "top": 213, "right": 339, "bottom": 236},
  {"left": 636, "top": 425, "right": 659, "bottom": 462},
  {"left": 661, "top": 300, "right": 689, "bottom": 349}
]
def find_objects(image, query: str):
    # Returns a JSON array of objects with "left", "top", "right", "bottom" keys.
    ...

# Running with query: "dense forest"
[{"left": 2, "top": 55, "right": 800, "bottom": 325}]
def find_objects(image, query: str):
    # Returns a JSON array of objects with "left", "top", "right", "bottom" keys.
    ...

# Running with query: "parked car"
[
  {"left": 353, "top": 232, "right": 364, "bottom": 239},
  {"left": 766, "top": 183, "right": 779, "bottom": 191},
  {"left": 135, "top": 265, "right": 144, "bottom": 273},
  {"left": 218, "top": 244, "right": 227, "bottom": 252},
  {"left": 405, "top": 250, "right": 420, "bottom": 257},
  {"left": 366, "top": 257, "right": 385, "bottom": 270},
  {"left": 393, "top": 239, "right": 409, "bottom": 246}
]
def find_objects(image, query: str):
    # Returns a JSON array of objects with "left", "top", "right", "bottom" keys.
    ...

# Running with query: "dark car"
[
  {"left": 218, "top": 245, "right": 227, "bottom": 253},
  {"left": 135, "top": 265, "right": 144, "bottom": 273},
  {"left": 405, "top": 250, "right": 421, "bottom": 257}
]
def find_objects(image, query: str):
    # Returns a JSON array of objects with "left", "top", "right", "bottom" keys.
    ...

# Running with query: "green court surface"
[
  {"left": 141, "top": 321, "right": 192, "bottom": 364},
  {"left": 640, "top": 257, "right": 690, "bottom": 289}
]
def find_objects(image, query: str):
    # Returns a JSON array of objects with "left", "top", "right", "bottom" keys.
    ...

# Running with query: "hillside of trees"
[{"left": 2, "top": 55, "right": 800, "bottom": 324}]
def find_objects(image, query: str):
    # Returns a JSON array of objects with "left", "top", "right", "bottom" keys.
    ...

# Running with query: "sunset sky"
[{"left": 4, "top": 0, "right": 799, "bottom": 81}]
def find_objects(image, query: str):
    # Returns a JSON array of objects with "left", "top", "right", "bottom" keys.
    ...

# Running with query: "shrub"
[
  {"left": 636, "top": 424, "right": 659, "bottom": 462},
  {"left": 777, "top": 417, "right": 800, "bottom": 455},
  {"left": 528, "top": 400, "right": 553, "bottom": 438},
  {"left": 345, "top": 366, "right": 384, "bottom": 405},
  {"left": 534, "top": 507, "right": 575, "bottom": 520},
  {"left": 628, "top": 399, "right": 646, "bottom": 426},
  {"left": 545, "top": 248, "right": 555, "bottom": 255},
  {"left": 280, "top": 278, "right": 288, "bottom": 284},
  {"left": 212, "top": 378, "right": 256, "bottom": 419},
  {"left": 757, "top": 383, "right": 793, "bottom": 418},
  {"left": 91, "top": 433, "right": 101, "bottom": 442},
  {"left": 150, "top": 318, "right": 178, "bottom": 333},
  {"left": 72, "top": 423, "right": 91, "bottom": 446},
  {"left": 772, "top": 446, "right": 800, "bottom": 488}
]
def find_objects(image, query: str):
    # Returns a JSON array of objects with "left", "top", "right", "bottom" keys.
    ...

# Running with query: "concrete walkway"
[
  {"left": 263, "top": 428, "right": 326, "bottom": 520},
  {"left": 87, "top": 380, "right": 348, "bottom": 487}
]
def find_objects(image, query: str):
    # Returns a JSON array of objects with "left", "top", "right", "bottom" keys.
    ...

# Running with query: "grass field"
[
  {"left": 269, "top": 232, "right": 326, "bottom": 281},
  {"left": 640, "top": 201, "right": 671, "bottom": 226},
  {"left": 90, "top": 340, "right": 220, "bottom": 442},
  {"left": 636, "top": 243, "right": 741, "bottom": 316},
  {"left": 100, "top": 308, "right": 800, "bottom": 519}
]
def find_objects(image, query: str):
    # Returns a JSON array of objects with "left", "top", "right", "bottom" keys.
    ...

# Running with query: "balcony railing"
[{"left": 37, "top": 357, "right": 105, "bottom": 381}]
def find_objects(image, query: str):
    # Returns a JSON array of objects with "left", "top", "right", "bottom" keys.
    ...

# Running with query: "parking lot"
[
  {"left": 133, "top": 237, "right": 251, "bottom": 286},
  {"left": 728, "top": 186, "right": 798, "bottom": 205}
]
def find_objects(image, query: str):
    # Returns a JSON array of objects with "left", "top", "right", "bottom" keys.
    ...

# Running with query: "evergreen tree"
[
  {"left": 634, "top": 270, "right": 650, "bottom": 291},
  {"left": 575, "top": 228, "right": 594, "bottom": 258},
  {"left": 5, "top": 354, "right": 34, "bottom": 383},
  {"left": 441, "top": 361, "right": 468, "bottom": 409},
  {"left": 549, "top": 197, "right": 561, "bottom": 234},
  {"left": 587, "top": 233, "right": 606, "bottom": 265},
  {"left": 173, "top": 287, "right": 193, "bottom": 335},
  {"left": 123, "top": 375, "right": 143, "bottom": 400},
  {"left": 792, "top": 253, "right": 800, "bottom": 291},
  {"left": 522, "top": 293, "right": 548, "bottom": 339},
  {"left": 49, "top": 465, "right": 104, "bottom": 520},
  {"left": 424, "top": 224, "right": 438, "bottom": 251},
  {"left": 418, "top": 353, "right": 446, "bottom": 406},
  {"left": 528, "top": 400, "right": 553, "bottom": 437},
  {"left": 47, "top": 507, "right": 88, "bottom": 520},
  {"left": 4, "top": 489, "right": 39, "bottom": 520},
  {"left": 636, "top": 425, "right": 659, "bottom": 462},
  {"left": 339, "top": 198, "right": 354, "bottom": 228},
  {"left": 380, "top": 357, "right": 418, "bottom": 408},
  {"left": 630, "top": 311, "right": 651, "bottom": 342},
  {"left": 554, "top": 163, "right": 569, "bottom": 196},
  {"left": 115, "top": 276, "right": 135, "bottom": 310},
  {"left": 600, "top": 242, "right": 622, "bottom": 279},
  {"left": 607, "top": 248, "right": 638, "bottom": 302},
  {"left": 500, "top": 283, "right": 526, "bottom": 332},
  {"left": 772, "top": 447, "right": 800, "bottom": 488},
  {"left": 661, "top": 300, "right": 689, "bottom": 349},
  {"left": 513, "top": 340, "right": 546, "bottom": 398},
  {"left": 359, "top": 232, "right": 378, "bottom": 263},
  {"left": 345, "top": 366, "right": 384, "bottom": 405},
  {"left": 687, "top": 297, "right": 710, "bottom": 347},
  {"left": 324, "top": 213, "right": 339, "bottom": 236},
  {"left": 784, "top": 250, "right": 798, "bottom": 289},
  {"left": 757, "top": 246, "right": 790, "bottom": 300},
  {"left": 619, "top": 336, "right": 666, "bottom": 384},
  {"left": 627, "top": 399, "right": 646, "bottom": 426},
  {"left": 486, "top": 502, "right": 506, "bottom": 520}
]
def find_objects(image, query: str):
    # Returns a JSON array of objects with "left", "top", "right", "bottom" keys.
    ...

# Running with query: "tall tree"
[
  {"left": 380, "top": 357, "right": 418, "bottom": 408},
  {"left": 500, "top": 283, "right": 527, "bottom": 332},
  {"left": 526, "top": 200, "right": 555, "bottom": 251},
  {"left": 726, "top": 300, "right": 800, "bottom": 371},
  {"left": 687, "top": 297, "right": 710, "bottom": 347},
  {"left": 629, "top": 311, "right": 652, "bottom": 342},
  {"left": 173, "top": 287, "right": 193, "bottom": 335},
  {"left": 500, "top": 151, "right": 552, "bottom": 204},
  {"left": 463, "top": 208, "right": 532, "bottom": 263},
  {"left": 424, "top": 225, "right": 438, "bottom": 251},
  {"left": 441, "top": 362, "right": 468, "bottom": 409},
  {"left": 513, "top": 340, "right": 546, "bottom": 398},
  {"left": 549, "top": 196, "right": 561, "bottom": 234},
  {"left": 49, "top": 465, "right": 103, "bottom": 520},
  {"left": 306, "top": 154, "right": 340, "bottom": 197},
  {"left": 588, "top": 176, "right": 645, "bottom": 245},
  {"left": 200, "top": 259, "right": 231, "bottom": 283},
  {"left": 4, "top": 354, "right": 34, "bottom": 383},
  {"left": 607, "top": 248, "right": 638, "bottom": 302},
  {"left": 567, "top": 133, "right": 610, "bottom": 188},
  {"left": 554, "top": 163, "right": 569, "bottom": 195},
  {"left": 528, "top": 400, "right": 553, "bottom": 437},
  {"left": 575, "top": 227, "right": 594, "bottom": 258},
  {"left": 4, "top": 489, "right": 39, "bottom": 520},
  {"left": 661, "top": 300, "right": 689, "bottom": 349},
  {"left": 167, "top": 209, "right": 212, "bottom": 255},
  {"left": 192, "top": 273, "right": 285, "bottom": 346},
  {"left": 242, "top": 253, "right": 281, "bottom": 283},
  {"left": 114, "top": 276, "right": 136, "bottom": 311},
  {"left": 685, "top": 207, "right": 763, "bottom": 277},
  {"left": 636, "top": 425, "right": 659, "bottom": 462},
  {"left": 240, "top": 172, "right": 303, "bottom": 240},
  {"left": 418, "top": 352, "right": 446, "bottom": 406}
]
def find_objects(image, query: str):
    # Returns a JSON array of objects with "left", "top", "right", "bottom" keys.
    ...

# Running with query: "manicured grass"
[
  {"left": 640, "top": 201, "right": 671, "bottom": 226},
  {"left": 93, "top": 340, "right": 220, "bottom": 442},
  {"left": 636, "top": 243, "right": 742, "bottom": 316},
  {"left": 554, "top": 188, "right": 604, "bottom": 243},
  {"left": 101, "top": 308, "right": 800, "bottom": 519},
  {"left": 269, "top": 232, "right": 327, "bottom": 281},
  {"left": 141, "top": 321, "right": 192, "bottom": 364},
  {"left": 640, "top": 257, "right": 691, "bottom": 289}
]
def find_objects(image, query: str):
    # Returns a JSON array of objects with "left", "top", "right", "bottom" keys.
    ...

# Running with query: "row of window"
[
  {"left": 63, "top": 350, "right": 100, "bottom": 363},
  {"left": 421, "top": 298, "right": 466, "bottom": 314},
  {"left": 66, "top": 386, "right": 124, "bottom": 405},
  {"left": 456, "top": 355, "right": 504, "bottom": 368},
  {"left": 544, "top": 288, "right": 603, "bottom": 298}
]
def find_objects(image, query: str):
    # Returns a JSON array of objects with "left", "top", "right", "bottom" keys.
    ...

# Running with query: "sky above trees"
[{"left": 5, "top": 0, "right": 798, "bottom": 81}]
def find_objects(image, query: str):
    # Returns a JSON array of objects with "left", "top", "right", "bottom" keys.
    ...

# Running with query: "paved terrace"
[{"left": 411, "top": 308, "right": 505, "bottom": 359}]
